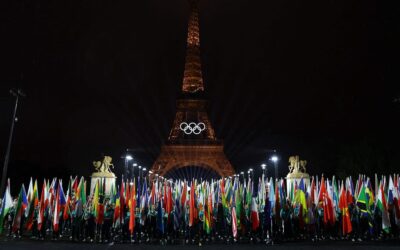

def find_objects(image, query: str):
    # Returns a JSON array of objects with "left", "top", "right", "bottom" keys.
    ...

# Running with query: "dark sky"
[{"left": 1, "top": 0, "right": 399, "bottom": 188}]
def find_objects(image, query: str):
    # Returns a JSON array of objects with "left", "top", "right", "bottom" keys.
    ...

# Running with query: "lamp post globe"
[{"left": 270, "top": 155, "right": 279, "bottom": 180}]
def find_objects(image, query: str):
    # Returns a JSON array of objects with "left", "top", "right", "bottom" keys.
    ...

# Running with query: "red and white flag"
[
  {"left": 232, "top": 207, "right": 237, "bottom": 238},
  {"left": 251, "top": 197, "right": 260, "bottom": 231}
]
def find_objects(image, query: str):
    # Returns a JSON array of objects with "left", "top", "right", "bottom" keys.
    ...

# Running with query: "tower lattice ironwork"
[{"left": 150, "top": 0, "right": 235, "bottom": 178}]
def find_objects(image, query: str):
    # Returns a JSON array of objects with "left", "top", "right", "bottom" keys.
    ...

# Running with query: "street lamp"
[
  {"left": 131, "top": 163, "right": 138, "bottom": 180},
  {"left": 240, "top": 171, "right": 245, "bottom": 182},
  {"left": 248, "top": 168, "right": 253, "bottom": 180},
  {"left": 138, "top": 165, "right": 142, "bottom": 185},
  {"left": 261, "top": 163, "right": 267, "bottom": 182},
  {"left": 270, "top": 155, "right": 279, "bottom": 180},
  {"left": 124, "top": 153, "right": 133, "bottom": 181},
  {"left": 1, "top": 89, "right": 25, "bottom": 196}
]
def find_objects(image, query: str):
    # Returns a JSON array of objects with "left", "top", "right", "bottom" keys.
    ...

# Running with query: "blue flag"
[{"left": 157, "top": 200, "right": 164, "bottom": 234}]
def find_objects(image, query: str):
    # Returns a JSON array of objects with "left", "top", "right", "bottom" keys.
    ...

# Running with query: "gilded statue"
[
  {"left": 93, "top": 156, "right": 114, "bottom": 174},
  {"left": 288, "top": 155, "right": 306, "bottom": 174},
  {"left": 299, "top": 160, "right": 307, "bottom": 173}
]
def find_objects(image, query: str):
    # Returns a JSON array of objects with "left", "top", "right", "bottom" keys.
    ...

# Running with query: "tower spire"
[{"left": 182, "top": 0, "right": 204, "bottom": 93}]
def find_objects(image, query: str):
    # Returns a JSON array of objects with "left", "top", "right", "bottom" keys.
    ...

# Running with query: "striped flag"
[
  {"left": 0, "top": 179, "right": 13, "bottom": 233},
  {"left": 12, "top": 185, "right": 27, "bottom": 232},
  {"left": 377, "top": 182, "right": 390, "bottom": 233}
]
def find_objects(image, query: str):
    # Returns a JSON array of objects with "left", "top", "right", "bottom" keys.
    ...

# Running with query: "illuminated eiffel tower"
[{"left": 150, "top": 0, "right": 235, "bottom": 179}]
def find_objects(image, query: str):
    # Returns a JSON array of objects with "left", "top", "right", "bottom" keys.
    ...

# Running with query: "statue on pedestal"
[
  {"left": 286, "top": 155, "right": 310, "bottom": 193},
  {"left": 90, "top": 156, "right": 117, "bottom": 195}
]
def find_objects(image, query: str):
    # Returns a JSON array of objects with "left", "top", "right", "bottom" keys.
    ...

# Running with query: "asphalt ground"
[{"left": 1, "top": 239, "right": 400, "bottom": 250}]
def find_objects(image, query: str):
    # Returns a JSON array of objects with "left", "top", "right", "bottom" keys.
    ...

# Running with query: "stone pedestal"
[
  {"left": 90, "top": 172, "right": 117, "bottom": 196},
  {"left": 286, "top": 172, "right": 310, "bottom": 195}
]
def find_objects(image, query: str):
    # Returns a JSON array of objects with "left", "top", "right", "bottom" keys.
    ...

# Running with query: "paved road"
[{"left": 1, "top": 239, "right": 400, "bottom": 250}]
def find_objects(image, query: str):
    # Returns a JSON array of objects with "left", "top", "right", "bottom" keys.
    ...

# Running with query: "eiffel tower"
[{"left": 150, "top": 0, "right": 235, "bottom": 179}]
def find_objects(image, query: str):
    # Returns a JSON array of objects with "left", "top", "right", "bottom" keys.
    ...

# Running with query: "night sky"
[{"left": 1, "top": 0, "right": 398, "bottom": 190}]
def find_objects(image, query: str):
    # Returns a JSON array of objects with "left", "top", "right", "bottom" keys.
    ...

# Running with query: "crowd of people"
[{"left": 0, "top": 173, "right": 400, "bottom": 245}]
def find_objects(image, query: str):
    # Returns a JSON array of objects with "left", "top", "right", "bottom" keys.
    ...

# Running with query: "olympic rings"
[{"left": 179, "top": 122, "right": 206, "bottom": 135}]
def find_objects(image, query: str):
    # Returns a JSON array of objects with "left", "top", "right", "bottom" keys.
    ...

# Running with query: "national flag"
[
  {"left": 25, "top": 177, "right": 33, "bottom": 217},
  {"left": 92, "top": 180, "right": 99, "bottom": 220},
  {"left": 129, "top": 180, "right": 136, "bottom": 234},
  {"left": 181, "top": 181, "right": 187, "bottom": 207},
  {"left": 12, "top": 184, "right": 28, "bottom": 232},
  {"left": 204, "top": 190, "right": 212, "bottom": 234},
  {"left": 113, "top": 192, "right": 121, "bottom": 227},
  {"left": 357, "top": 184, "right": 369, "bottom": 215},
  {"left": 365, "top": 179, "right": 375, "bottom": 210},
  {"left": 245, "top": 178, "right": 252, "bottom": 217},
  {"left": 53, "top": 181, "right": 64, "bottom": 232},
  {"left": 376, "top": 182, "right": 390, "bottom": 233},
  {"left": 346, "top": 177, "right": 355, "bottom": 205},
  {"left": 119, "top": 179, "right": 125, "bottom": 225},
  {"left": 264, "top": 188, "right": 272, "bottom": 232},
  {"left": 0, "top": 179, "right": 13, "bottom": 233},
  {"left": 251, "top": 197, "right": 259, "bottom": 231},
  {"left": 357, "top": 182, "right": 374, "bottom": 233},
  {"left": 274, "top": 180, "right": 281, "bottom": 221},
  {"left": 258, "top": 174, "right": 266, "bottom": 210},
  {"left": 96, "top": 179, "right": 105, "bottom": 225},
  {"left": 150, "top": 179, "right": 156, "bottom": 207},
  {"left": 77, "top": 177, "right": 86, "bottom": 205},
  {"left": 269, "top": 178, "right": 275, "bottom": 213},
  {"left": 232, "top": 206, "right": 237, "bottom": 238},
  {"left": 294, "top": 178, "right": 307, "bottom": 221},
  {"left": 166, "top": 183, "right": 173, "bottom": 215},
  {"left": 318, "top": 176, "right": 334, "bottom": 225},
  {"left": 157, "top": 198, "right": 164, "bottom": 234},
  {"left": 140, "top": 178, "right": 148, "bottom": 226},
  {"left": 189, "top": 180, "right": 195, "bottom": 227},
  {"left": 25, "top": 179, "right": 39, "bottom": 231},
  {"left": 310, "top": 176, "right": 318, "bottom": 207},
  {"left": 37, "top": 180, "right": 48, "bottom": 231},
  {"left": 339, "top": 181, "right": 352, "bottom": 235},
  {"left": 63, "top": 179, "right": 71, "bottom": 221},
  {"left": 388, "top": 176, "right": 400, "bottom": 225}
]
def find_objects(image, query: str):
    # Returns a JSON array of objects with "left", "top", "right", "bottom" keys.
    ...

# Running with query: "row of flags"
[{"left": 1, "top": 174, "right": 400, "bottom": 236}]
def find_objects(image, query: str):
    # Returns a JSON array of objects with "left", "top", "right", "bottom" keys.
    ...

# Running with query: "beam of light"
[{"left": 164, "top": 166, "right": 220, "bottom": 182}]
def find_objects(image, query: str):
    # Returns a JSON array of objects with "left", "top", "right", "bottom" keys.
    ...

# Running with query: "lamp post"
[
  {"left": 248, "top": 168, "right": 254, "bottom": 193},
  {"left": 270, "top": 155, "right": 279, "bottom": 180},
  {"left": 261, "top": 163, "right": 267, "bottom": 178},
  {"left": 138, "top": 165, "right": 142, "bottom": 187},
  {"left": 142, "top": 168, "right": 147, "bottom": 187},
  {"left": 248, "top": 168, "right": 253, "bottom": 181},
  {"left": 124, "top": 153, "right": 133, "bottom": 181},
  {"left": 1, "top": 89, "right": 25, "bottom": 196},
  {"left": 132, "top": 163, "right": 138, "bottom": 182}
]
